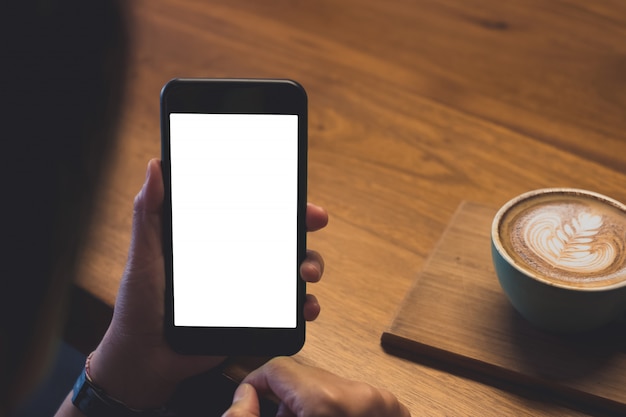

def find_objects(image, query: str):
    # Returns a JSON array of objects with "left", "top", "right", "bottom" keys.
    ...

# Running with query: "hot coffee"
[{"left": 498, "top": 191, "right": 626, "bottom": 289}]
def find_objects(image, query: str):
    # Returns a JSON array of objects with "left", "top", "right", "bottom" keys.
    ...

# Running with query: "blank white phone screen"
[{"left": 170, "top": 113, "right": 298, "bottom": 328}]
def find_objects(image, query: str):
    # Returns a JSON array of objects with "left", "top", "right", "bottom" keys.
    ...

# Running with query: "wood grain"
[
  {"left": 382, "top": 201, "right": 626, "bottom": 415},
  {"left": 66, "top": 1, "right": 626, "bottom": 415}
]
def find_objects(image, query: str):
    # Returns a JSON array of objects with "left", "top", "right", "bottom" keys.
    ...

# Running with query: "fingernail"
[
  {"left": 233, "top": 383, "right": 252, "bottom": 402},
  {"left": 145, "top": 161, "right": 152, "bottom": 181}
]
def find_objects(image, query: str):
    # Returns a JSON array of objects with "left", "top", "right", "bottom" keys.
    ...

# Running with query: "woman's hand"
[
  {"left": 223, "top": 357, "right": 411, "bottom": 417},
  {"left": 87, "top": 159, "right": 328, "bottom": 409}
]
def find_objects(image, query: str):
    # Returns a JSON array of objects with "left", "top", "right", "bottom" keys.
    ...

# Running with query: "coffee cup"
[{"left": 491, "top": 188, "right": 626, "bottom": 333}]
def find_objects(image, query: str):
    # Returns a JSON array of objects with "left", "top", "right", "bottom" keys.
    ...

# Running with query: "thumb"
[
  {"left": 222, "top": 383, "right": 260, "bottom": 417},
  {"left": 111, "top": 158, "right": 165, "bottom": 332},
  {"left": 126, "top": 159, "right": 164, "bottom": 273}
]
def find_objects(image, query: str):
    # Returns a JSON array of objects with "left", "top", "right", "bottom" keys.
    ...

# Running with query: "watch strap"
[{"left": 72, "top": 366, "right": 174, "bottom": 417}]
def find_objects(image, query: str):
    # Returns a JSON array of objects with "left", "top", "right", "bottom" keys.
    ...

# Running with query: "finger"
[
  {"left": 242, "top": 357, "right": 320, "bottom": 409},
  {"left": 306, "top": 203, "right": 328, "bottom": 232},
  {"left": 276, "top": 403, "right": 297, "bottom": 417},
  {"left": 133, "top": 159, "right": 163, "bottom": 214},
  {"left": 300, "top": 250, "right": 324, "bottom": 283},
  {"left": 126, "top": 159, "right": 164, "bottom": 274},
  {"left": 242, "top": 357, "right": 297, "bottom": 399},
  {"left": 378, "top": 388, "right": 412, "bottom": 417},
  {"left": 243, "top": 358, "right": 334, "bottom": 415},
  {"left": 221, "top": 383, "right": 260, "bottom": 417},
  {"left": 303, "top": 294, "right": 320, "bottom": 321}
]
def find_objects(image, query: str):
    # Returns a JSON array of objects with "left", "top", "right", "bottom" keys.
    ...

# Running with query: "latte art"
[
  {"left": 500, "top": 193, "right": 626, "bottom": 288},
  {"left": 524, "top": 210, "right": 615, "bottom": 274}
]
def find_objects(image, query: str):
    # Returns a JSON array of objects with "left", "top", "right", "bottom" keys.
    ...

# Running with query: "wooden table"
[{"left": 65, "top": 1, "right": 626, "bottom": 415}]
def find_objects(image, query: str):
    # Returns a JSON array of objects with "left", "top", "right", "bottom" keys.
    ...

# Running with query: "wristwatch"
[{"left": 72, "top": 367, "right": 174, "bottom": 417}]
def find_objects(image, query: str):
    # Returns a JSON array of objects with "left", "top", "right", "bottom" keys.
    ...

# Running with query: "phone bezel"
[{"left": 160, "top": 78, "right": 308, "bottom": 356}]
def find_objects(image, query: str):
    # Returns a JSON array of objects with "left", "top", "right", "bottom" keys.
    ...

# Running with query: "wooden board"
[{"left": 382, "top": 201, "right": 626, "bottom": 414}]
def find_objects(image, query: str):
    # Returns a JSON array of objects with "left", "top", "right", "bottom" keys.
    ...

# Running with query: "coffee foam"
[{"left": 499, "top": 192, "right": 626, "bottom": 289}]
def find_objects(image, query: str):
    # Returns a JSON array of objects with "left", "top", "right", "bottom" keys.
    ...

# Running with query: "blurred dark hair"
[{"left": 0, "top": 0, "right": 128, "bottom": 408}]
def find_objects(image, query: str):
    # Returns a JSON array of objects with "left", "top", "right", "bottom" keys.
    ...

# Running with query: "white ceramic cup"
[{"left": 491, "top": 188, "right": 626, "bottom": 333}]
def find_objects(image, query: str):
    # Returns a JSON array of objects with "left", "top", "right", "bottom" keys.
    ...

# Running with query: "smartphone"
[{"left": 160, "top": 78, "right": 307, "bottom": 355}]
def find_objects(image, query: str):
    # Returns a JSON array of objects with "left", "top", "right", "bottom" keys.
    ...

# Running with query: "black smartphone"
[{"left": 160, "top": 78, "right": 307, "bottom": 355}]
